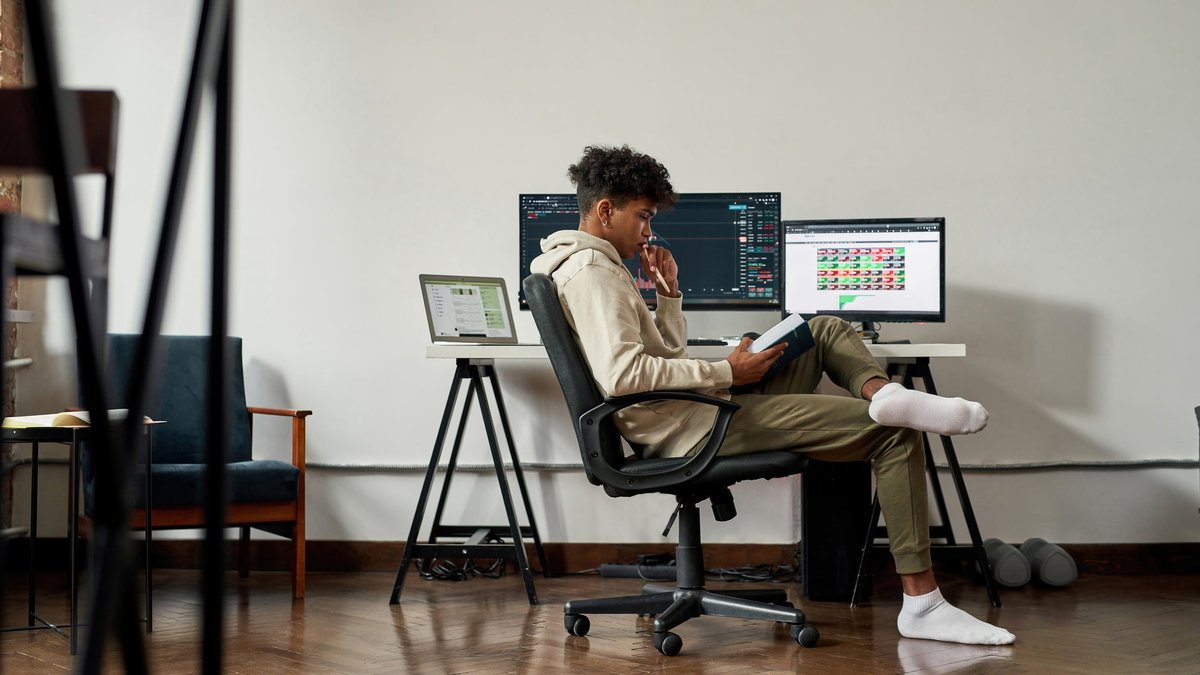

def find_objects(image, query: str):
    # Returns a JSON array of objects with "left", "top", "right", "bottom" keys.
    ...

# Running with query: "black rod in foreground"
[
  {"left": 10, "top": 0, "right": 236, "bottom": 669},
  {"left": 21, "top": 1, "right": 148, "bottom": 672},
  {"left": 203, "top": 3, "right": 234, "bottom": 672},
  {"left": 125, "top": 0, "right": 231, "bottom": 433},
  {"left": 87, "top": 0, "right": 231, "bottom": 668},
  {"left": 107, "top": 3, "right": 231, "bottom": 670}
]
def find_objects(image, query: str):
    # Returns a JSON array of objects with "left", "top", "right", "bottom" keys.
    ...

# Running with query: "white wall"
[{"left": 13, "top": 0, "right": 1199, "bottom": 546}]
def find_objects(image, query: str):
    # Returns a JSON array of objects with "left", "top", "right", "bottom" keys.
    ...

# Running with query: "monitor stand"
[
  {"left": 860, "top": 320, "right": 880, "bottom": 343},
  {"left": 863, "top": 321, "right": 915, "bottom": 346}
]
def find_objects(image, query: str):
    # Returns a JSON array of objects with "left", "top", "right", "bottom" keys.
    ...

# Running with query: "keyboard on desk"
[{"left": 686, "top": 338, "right": 728, "bottom": 346}]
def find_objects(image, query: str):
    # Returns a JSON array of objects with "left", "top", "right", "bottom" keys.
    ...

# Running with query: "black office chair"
[{"left": 523, "top": 273, "right": 819, "bottom": 657}]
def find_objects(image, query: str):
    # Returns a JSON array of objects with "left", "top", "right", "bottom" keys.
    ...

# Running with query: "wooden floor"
[{"left": 2, "top": 568, "right": 1199, "bottom": 673}]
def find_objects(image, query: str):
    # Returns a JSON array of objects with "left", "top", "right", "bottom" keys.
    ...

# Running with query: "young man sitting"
[{"left": 529, "top": 144, "right": 1013, "bottom": 646}]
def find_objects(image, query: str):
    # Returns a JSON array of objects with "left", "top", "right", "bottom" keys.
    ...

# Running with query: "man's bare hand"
[
  {"left": 640, "top": 244, "right": 679, "bottom": 298},
  {"left": 726, "top": 337, "right": 787, "bottom": 386}
]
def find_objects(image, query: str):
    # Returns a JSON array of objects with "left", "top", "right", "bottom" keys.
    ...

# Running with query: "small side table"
[
  {"left": 3, "top": 426, "right": 86, "bottom": 653},
  {"left": 2, "top": 422, "right": 158, "bottom": 655}
]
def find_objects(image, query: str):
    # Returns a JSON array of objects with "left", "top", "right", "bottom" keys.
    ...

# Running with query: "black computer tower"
[{"left": 801, "top": 460, "right": 873, "bottom": 601}]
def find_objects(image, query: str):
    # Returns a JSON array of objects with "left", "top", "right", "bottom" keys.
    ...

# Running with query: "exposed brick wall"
[
  {"left": 0, "top": 0, "right": 24, "bottom": 214},
  {"left": 0, "top": 0, "right": 25, "bottom": 223},
  {"left": 1, "top": 0, "right": 23, "bottom": 528},
  {"left": 0, "top": 0, "right": 22, "bottom": 86}
]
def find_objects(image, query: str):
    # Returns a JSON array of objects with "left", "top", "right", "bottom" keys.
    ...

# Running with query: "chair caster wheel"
[
  {"left": 564, "top": 613, "right": 590, "bottom": 637},
  {"left": 791, "top": 623, "right": 819, "bottom": 647},
  {"left": 654, "top": 631, "right": 682, "bottom": 656}
]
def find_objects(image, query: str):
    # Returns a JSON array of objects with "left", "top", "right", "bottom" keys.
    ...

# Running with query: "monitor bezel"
[
  {"left": 518, "top": 191, "right": 783, "bottom": 311},
  {"left": 779, "top": 217, "right": 945, "bottom": 323}
]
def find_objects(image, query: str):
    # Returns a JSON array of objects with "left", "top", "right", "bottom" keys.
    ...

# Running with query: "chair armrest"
[
  {"left": 246, "top": 406, "right": 311, "bottom": 418},
  {"left": 579, "top": 390, "right": 740, "bottom": 493},
  {"left": 247, "top": 406, "right": 310, "bottom": 469}
]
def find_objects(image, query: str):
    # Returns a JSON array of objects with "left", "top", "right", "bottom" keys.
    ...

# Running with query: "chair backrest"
[
  {"left": 107, "top": 334, "right": 252, "bottom": 464},
  {"left": 522, "top": 273, "right": 625, "bottom": 485}
]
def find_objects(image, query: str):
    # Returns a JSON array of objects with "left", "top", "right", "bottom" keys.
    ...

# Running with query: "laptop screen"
[{"left": 419, "top": 274, "right": 518, "bottom": 344}]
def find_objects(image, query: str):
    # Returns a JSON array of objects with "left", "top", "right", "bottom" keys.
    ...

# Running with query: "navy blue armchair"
[{"left": 86, "top": 334, "right": 309, "bottom": 598}]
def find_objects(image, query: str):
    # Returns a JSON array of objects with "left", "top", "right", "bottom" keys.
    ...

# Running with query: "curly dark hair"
[{"left": 568, "top": 145, "right": 678, "bottom": 214}]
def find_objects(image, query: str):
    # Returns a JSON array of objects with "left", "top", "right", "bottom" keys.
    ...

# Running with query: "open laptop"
[{"left": 419, "top": 274, "right": 519, "bottom": 345}]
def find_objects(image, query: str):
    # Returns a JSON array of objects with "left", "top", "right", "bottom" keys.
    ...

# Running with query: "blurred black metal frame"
[{"left": 2, "top": 1, "right": 236, "bottom": 673}]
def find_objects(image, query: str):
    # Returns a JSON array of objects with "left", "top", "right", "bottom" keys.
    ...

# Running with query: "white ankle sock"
[
  {"left": 868, "top": 382, "right": 989, "bottom": 435},
  {"left": 897, "top": 588, "right": 1015, "bottom": 645}
]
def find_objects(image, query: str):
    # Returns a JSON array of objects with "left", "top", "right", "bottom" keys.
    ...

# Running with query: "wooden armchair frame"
[{"left": 79, "top": 406, "right": 311, "bottom": 600}]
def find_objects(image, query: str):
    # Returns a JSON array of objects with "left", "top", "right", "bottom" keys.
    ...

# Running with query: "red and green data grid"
[{"left": 815, "top": 247, "right": 905, "bottom": 291}]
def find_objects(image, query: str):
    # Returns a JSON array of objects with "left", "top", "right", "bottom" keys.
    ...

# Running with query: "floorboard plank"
[{"left": 3, "top": 568, "right": 1199, "bottom": 672}]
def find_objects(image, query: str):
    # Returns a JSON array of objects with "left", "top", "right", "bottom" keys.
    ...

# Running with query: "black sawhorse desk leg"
[
  {"left": 851, "top": 357, "right": 1001, "bottom": 608},
  {"left": 390, "top": 358, "right": 548, "bottom": 605}
]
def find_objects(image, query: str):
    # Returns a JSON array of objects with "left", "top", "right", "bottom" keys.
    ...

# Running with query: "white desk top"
[{"left": 426, "top": 342, "right": 965, "bottom": 360}]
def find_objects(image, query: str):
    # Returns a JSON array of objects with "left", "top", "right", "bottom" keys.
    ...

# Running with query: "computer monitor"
[
  {"left": 518, "top": 192, "right": 781, "bottom": 310},
  {"left": 781, "top": 218, "right": 945, "bottom": 324}
]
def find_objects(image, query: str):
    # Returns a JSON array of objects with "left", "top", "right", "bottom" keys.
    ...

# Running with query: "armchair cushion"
[
  {"left": 84, "top": 459, "right": 299, "bottom": 515},
  {"left": 150, "top": 460, "right": 299, "bottom": 509}
]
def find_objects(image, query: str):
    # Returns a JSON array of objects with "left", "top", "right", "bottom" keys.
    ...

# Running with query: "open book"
[
  {"left": 2, "top": 409, "right": 153, "bottom": 429},
  {"left": 747, "top": 313, "right": 816, "bottom": 383}
]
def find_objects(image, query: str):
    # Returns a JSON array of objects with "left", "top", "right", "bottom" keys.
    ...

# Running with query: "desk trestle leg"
[
  {"left": 390, "top": 359, "right": 547, "bottom": 605},
  {"left": 851, "top": 358, "right": 1001, "bottom": 609}
]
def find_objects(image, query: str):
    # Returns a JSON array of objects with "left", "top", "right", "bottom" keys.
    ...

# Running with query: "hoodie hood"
[{"left": 529, "top": 230, "right": 624, "bottom": 277}]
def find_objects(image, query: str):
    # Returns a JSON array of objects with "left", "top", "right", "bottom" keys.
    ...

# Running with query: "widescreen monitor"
[
  {"left": 781, "top": 218, "right": 945, "bottom": 324},
  {"left": 518, "top": 192, "right": 781, "bottom": 310}
]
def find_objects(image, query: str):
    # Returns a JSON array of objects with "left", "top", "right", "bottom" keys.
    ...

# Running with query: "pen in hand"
[
  {"left": 642, "top": 240, "right": 675, "bottom": 296},
  {"left": 653, "top": 266, "right": 671, "bottom": 295}
]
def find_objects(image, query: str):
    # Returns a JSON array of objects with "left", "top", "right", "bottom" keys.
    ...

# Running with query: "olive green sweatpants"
[{"left": 718, "top": 316, "right": 931, "bottom": 574}]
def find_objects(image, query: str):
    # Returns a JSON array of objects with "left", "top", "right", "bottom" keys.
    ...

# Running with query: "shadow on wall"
[
  {"left": 891, "top": 286, "right": 1200, "bottom": 541},
  {"left": 885, "top": 284, "right": 1106, "bottom": 465},
  {"left": 947, "top": 284, "right": 1097, "bottom": 413},
  {"left": 244, "top": 355, "right": 363, "bottom": 540},
  {"left": 486, "top": 360, "right": 576, "bottom": 541},
  {"left": 245, "top": 357, "right": 303, "bottom": 465}
]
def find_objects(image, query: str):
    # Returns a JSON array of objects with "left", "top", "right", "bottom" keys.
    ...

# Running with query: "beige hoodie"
[{"left": 530, "top": 230, "right": 734, "bottom": 458}]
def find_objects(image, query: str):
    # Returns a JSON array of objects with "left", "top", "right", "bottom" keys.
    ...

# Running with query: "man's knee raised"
[
  {"left": 875, "top": 425, "right": 923, "bottom": 465},
  {"left": 808, "top": 315, "right": 847, "bottom": 339}
]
